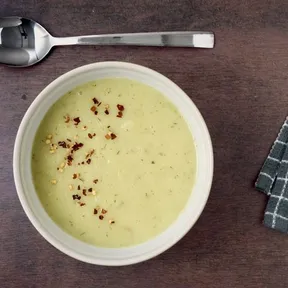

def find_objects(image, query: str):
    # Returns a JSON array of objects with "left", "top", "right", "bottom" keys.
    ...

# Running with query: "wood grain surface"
[{"left": 1, "top": 0, "right": 288, "bottom": 287}]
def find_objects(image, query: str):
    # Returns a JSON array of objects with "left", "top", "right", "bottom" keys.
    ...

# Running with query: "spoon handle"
[{"left": 52, "top": 32, "right": 214, "bottom": 48}]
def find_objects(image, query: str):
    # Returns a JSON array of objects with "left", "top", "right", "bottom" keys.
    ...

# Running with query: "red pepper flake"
[
  {"left": 67, "top": 138, "right": 72, "bottom": 142},
  {"left": 67, "top": 155, "right": 73, "bottom": 165},
  {"left": 77, "top": 185, "right": 80, "bottom": 190},
  {"left": 92, "top": 97, "right": 99, "bottom": 105},
  {"left": 117, "top": 111, "right": 123, "bottom": 118},
  {"left": 72, "top": 194, "right": 81, "bottom": 200},
  {"left": 105, "top": 134, "right": 111, "bottom": 140},
  {"left": 109, "top": 220, "right": 115, "bottom": 224},
  {"left": 71, "top": 142, "right": 84, "bottom": 153},
  {"left": 117, "top": 104, "right": 125, "bottom": 111},
  {"left": 73, "top": 173, "right": 78, "bottom": 179},
  {"left": 93, "top": 133, "right": 96, "bottom": 137},
  {"left": 101, "top": 208, "right": 107, "bottom": 214},
  {"left": 93, "top": 179, "right": 98, "bottom": 184},
  {"left": 73, "top": 117, "right": 81, "bottom": 125},
  {"left": 86, "top": 159, "right": 91, "bottom": 164},
  {"left": 104, "top": 109, "right": 109, "bottom": 115},
  {"left": 90, "top": 106, "right": 97, "bottom": 112},
  {"left": 94, "top": 208, "right": 98, "bottom": 215},
  {"left": 82, "top": 189, "right": 87, "bottom": 196},
  {"left": 97, "top": 102, "right": 102, "bottom": 107},
  {"left": 58, "top": 141, "right": 67, "bottom": 148},
  {"left": 99, "top": 215, "right": 104, "bottom": 220},
  {"left": 111, "top": 133, "right": 117, "bottom": 140},
  {"left": 88, "top": 133, "right": 93, "bottom": 139},
  {"left": 88, "top": 188, "right": 93, "bottom": 192},
  {"left": 81, "top": 161, "right": 85, "bottom": 165},
  {"left": 79, "top": 202, "right": 86, "bottom": 207},
  {"left": 94, "top": 111, "right": 98, "bottom": 115}
]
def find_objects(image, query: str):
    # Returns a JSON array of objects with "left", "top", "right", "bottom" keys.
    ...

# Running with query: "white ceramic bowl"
[{"left": 13, "top": 62, "right": 213, "bottom": 266}]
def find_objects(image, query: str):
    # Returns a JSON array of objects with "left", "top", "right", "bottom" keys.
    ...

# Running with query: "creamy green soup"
[{"left": 32, "top": 78, "right": 196, "bottom": 248}]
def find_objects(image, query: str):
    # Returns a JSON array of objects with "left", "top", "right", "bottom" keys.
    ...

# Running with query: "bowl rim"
[{"left": 13, "top": 61, "right": 213, "bottom": 265}]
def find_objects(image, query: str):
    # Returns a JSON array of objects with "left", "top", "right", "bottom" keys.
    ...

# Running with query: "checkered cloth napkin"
[{"left": 255, "top": 118, "right": 288, "bottom": 233}]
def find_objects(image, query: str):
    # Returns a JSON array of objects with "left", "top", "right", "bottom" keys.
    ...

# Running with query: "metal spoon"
[{"left": 0, "top": 16, "right": 214, "bottom": 67}]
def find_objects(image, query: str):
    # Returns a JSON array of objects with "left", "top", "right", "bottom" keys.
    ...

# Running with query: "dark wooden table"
[{"left": 2, "top": 1, "right": 288, "bottom": 287}]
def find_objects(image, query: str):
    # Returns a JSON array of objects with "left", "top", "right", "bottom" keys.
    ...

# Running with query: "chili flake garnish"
[
  {"left": 88, "top": 133, "right": 93, "bottom": 139},
  {"left": 97, "top": 102, "right": 102, "bottom": 107},
  {"left": 58, "top": 141, "right": 67, "bottom": 148},
  {"left": 73, "top": 173, "right": 78, "bottom": 179},
  {"left": 71, "top": 142, "right": 83, "bottom": 153},
  {"left": 82, "top": 189, "right": 87, "bottom": 196},
  {"left": 109, "top": 220, "right": 115, "bottom": 224},
  {"left": 67, "top": 155, "right": 73, "bottom": 166},
  {"left": 117, "top": 111, "right": 123, "bottom": 118},
  {"left": 79, "top": 202, "right": 86, "bottom": 207},
  {"left": 73, "top": 117, "right": 81, "bottom": 125},
  {"left": 72, "top": 194, "right": 81, "bottom": 200},
  {"left": 99, "top": 215, "right": 104, "bottom": 220},
  {"left": 88, "top": 188, "right": 93, "bottom": 192},
  {"left": 90, "top": 106, "right": 96, "bottom": 112},
  {"left": 77, "top": 185, "right": 80, "bottom": 190},
  {"left": 92, "top": 97, "right": 99, "bottom": 105},
  {"left": 101, "top": 209, "right": 107, "bottom": 214},
  {"left": 94, "top": 111, "right": 98, "bottom": 115},
  {"left": 93, "top": 179, "right": 98, "bottom": 184},
  {"left": 86, "top": 159, "right": 91, "bottom": 164},
  {"left": 94, "top": 208, "right": 98, "bottom": 215},
  {"left": 67, "top": 138, "right": 72, "bottom": 142},
  {"left": 105, "top": 134, "right": 111, "bottom": 140},
  {"left": 104, "top": 109, "right": 109, "bottom": 115},
  {"left": 111, "top": 133, "right": 117, "bottom": 140},
  {"left": 86, "top": 149, "right": 95, "bottom": 159},
  {"left": 117, "top": 104, "right": 124, "bottom": 111}
]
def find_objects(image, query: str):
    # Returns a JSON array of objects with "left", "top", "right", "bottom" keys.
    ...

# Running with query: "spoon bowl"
[
  {"left": 0, "top": 17, "right": 215, "bottom": 67},
  {"left": 0, "top": 17, "right": 52, "bottom": 66}
]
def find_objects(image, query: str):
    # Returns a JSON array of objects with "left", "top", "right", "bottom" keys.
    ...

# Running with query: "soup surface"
[{"left": 32, "top": 78, "right": 196, "bottom": 247}]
